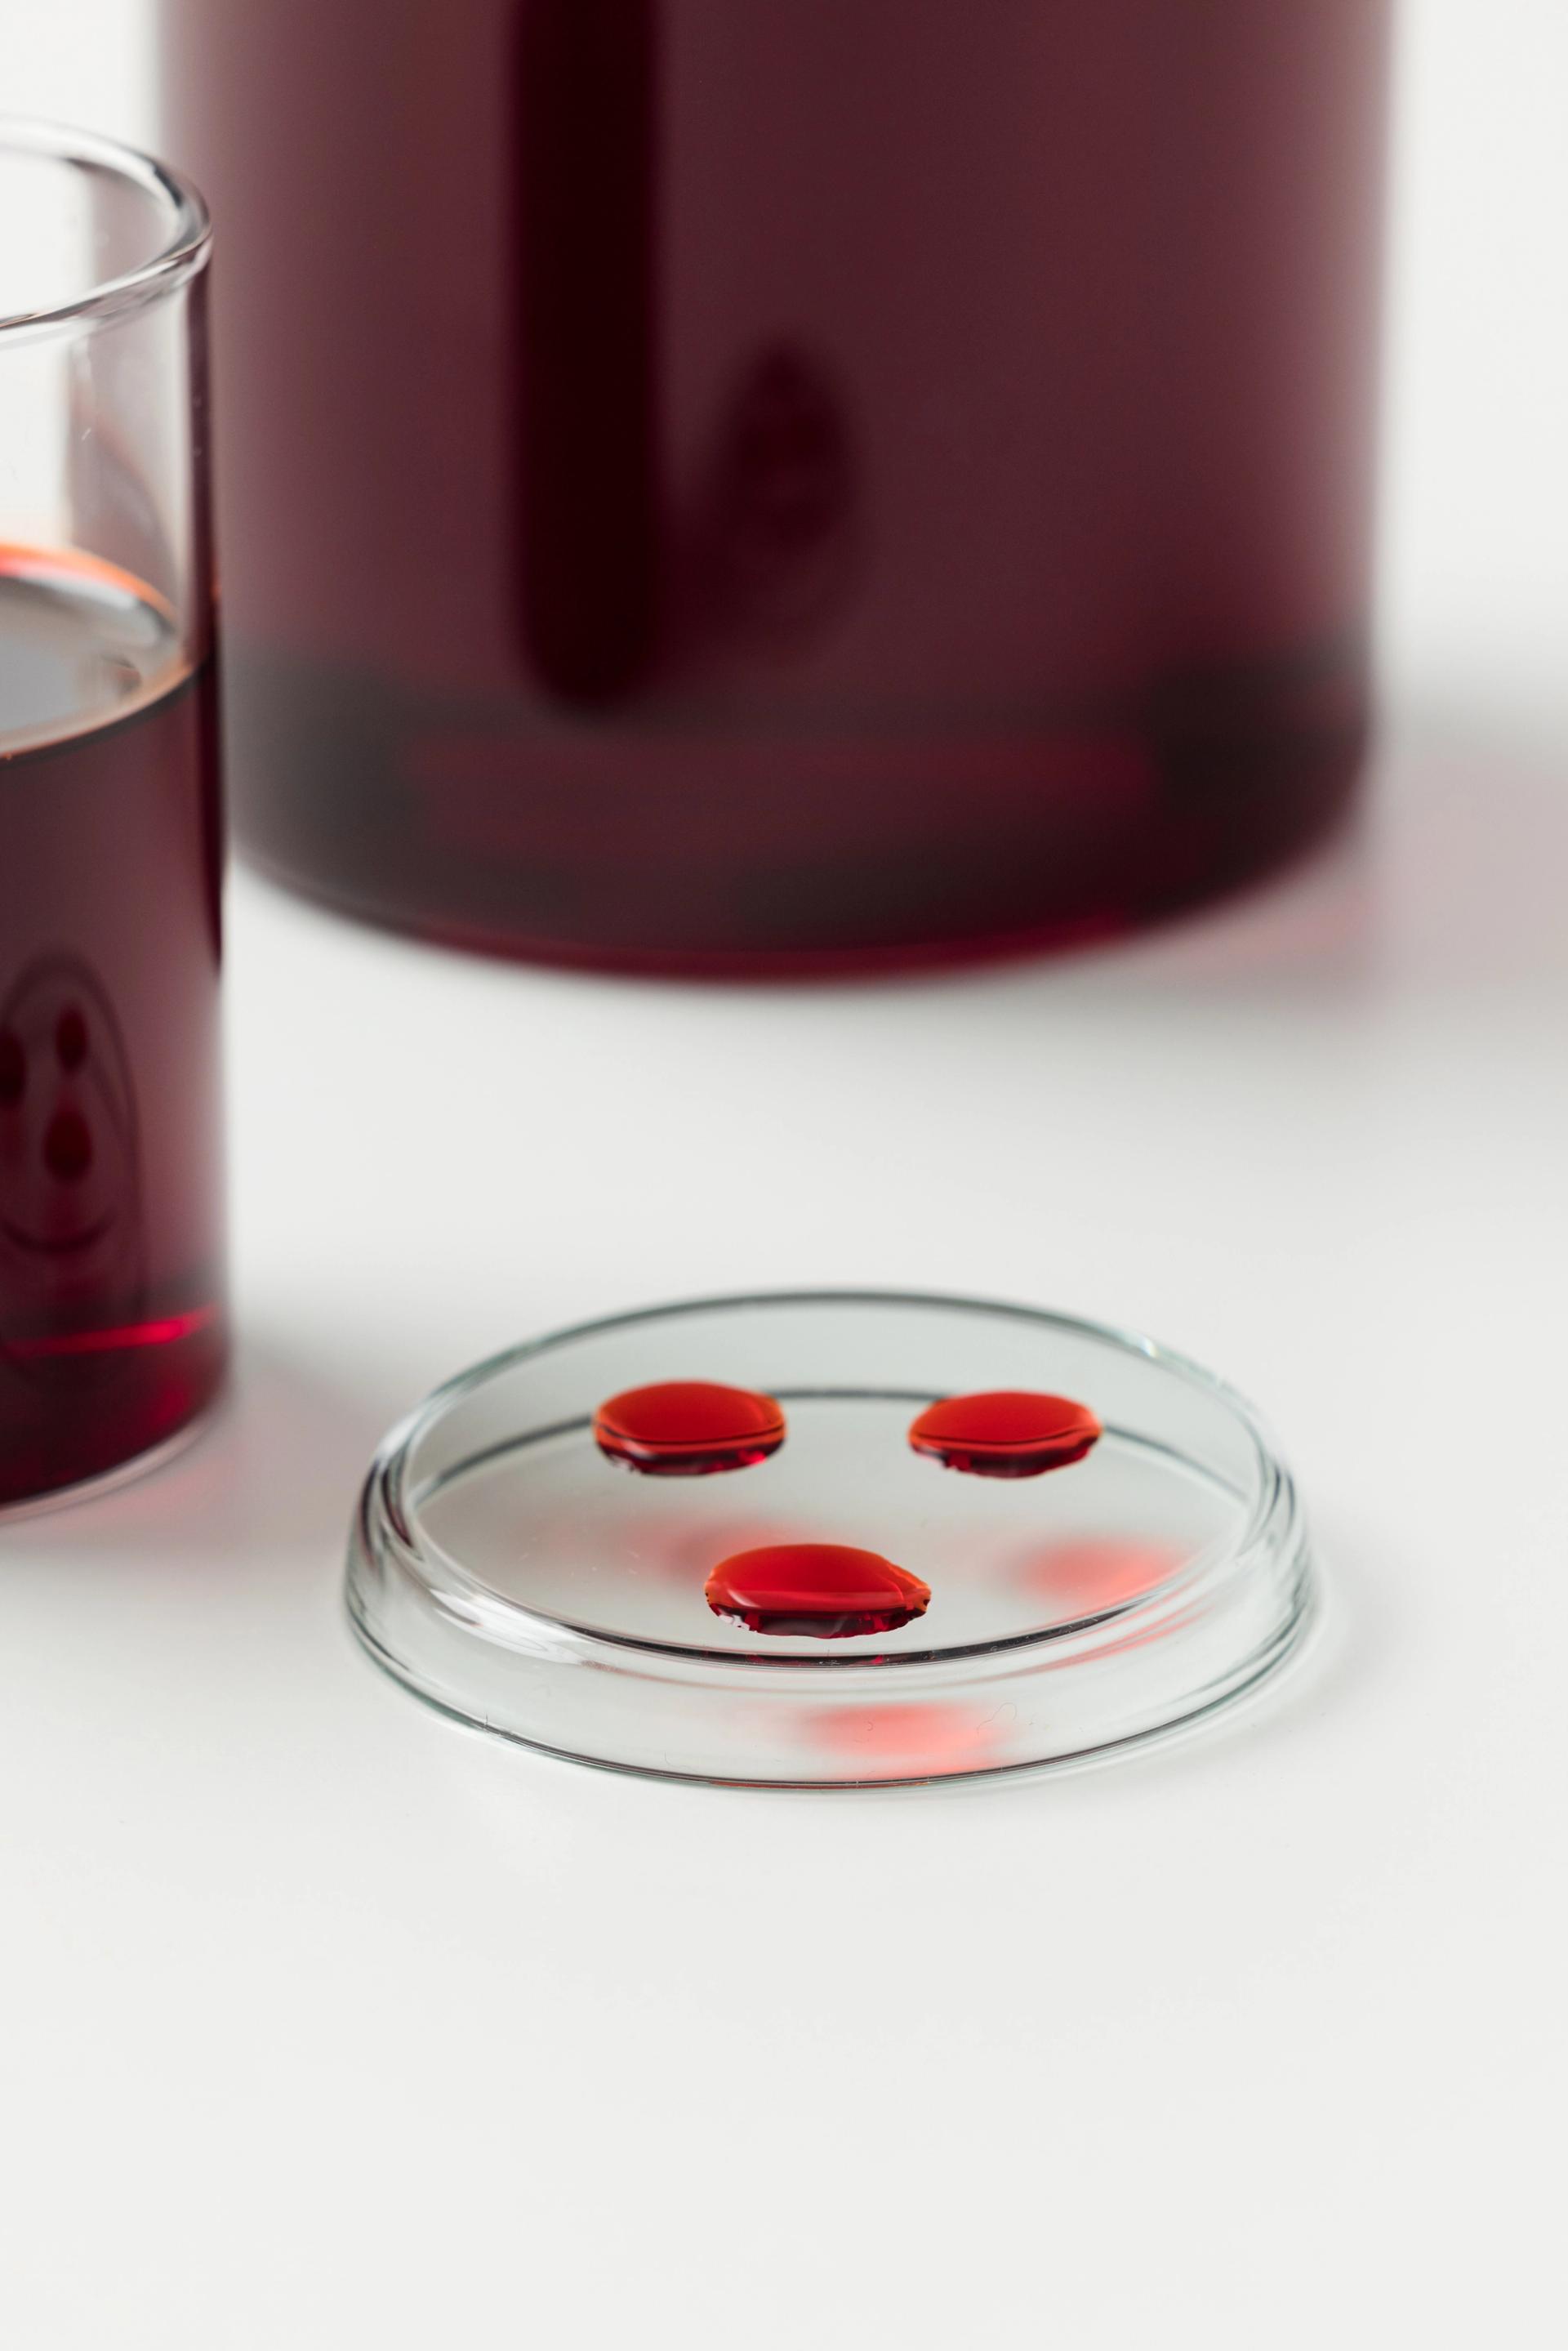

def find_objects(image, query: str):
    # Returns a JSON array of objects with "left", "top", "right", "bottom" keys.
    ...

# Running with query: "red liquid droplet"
[
  {"left": 909, "top": 1391, "right": 1102, "bottom": 1479},
  {"left": 594, "top": 1381, "right": 786, "bottom": 1476},
  {"left": 706, "top": 1543, "right": 931, "bottom": 1640}
]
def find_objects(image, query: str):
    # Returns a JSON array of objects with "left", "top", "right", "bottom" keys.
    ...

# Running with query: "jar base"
[{"left": 227, "top": 638, "right": 1369, "bottom": 978}]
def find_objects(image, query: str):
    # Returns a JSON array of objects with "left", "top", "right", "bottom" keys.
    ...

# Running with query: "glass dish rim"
[{"left": 357, "top": 1286, "right": 1298, "bottom": 1675}]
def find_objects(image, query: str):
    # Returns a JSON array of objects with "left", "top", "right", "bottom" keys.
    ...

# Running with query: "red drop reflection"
[
  {"left": 805, "top": 1703, "right": 1005, "bottom": 1779},
  {"left": 706, "top": 1543, "right": 931, "bottom": 1639},
  {"left": 594, "top": 1380, "right": 786, "bottom": 1476},
  {"left": 1018, "top": 1537, "right": 1183, "bottom": 1618},
  {"left": 628, "top": 1510, "right": 808, "bottom": 1591},
  {"left": 909, "top": 1390, "right": 1102, "bottom": 1478}
]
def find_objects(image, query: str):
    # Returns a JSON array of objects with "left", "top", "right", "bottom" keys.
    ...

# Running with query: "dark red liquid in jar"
[
  {"left": 164, "top": 0, "right": 1390, "bottom": 972},
  {"left": 0, "top": 549, "right": 227, "bottom": 1508},
  {"left": 706, "top": 1544, "right": 931, "bottom": 1640},
  {"left": 594, "top": 1380, "right": 785, "bottom": 1475},
  {"left": 909, "top": 1392, "right": 1103, "bottom": 1479}
]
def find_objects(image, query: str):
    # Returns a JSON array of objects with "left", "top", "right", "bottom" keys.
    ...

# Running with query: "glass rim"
[{"left": 0, "top": 118, "right": 211, "bottom": 344}]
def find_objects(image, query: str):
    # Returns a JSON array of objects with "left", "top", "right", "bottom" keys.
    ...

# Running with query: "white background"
[{"left": 2, "top": 5, "right": 1566, "bottom": 2345}]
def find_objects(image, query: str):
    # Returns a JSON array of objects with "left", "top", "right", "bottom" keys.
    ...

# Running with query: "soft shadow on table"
[
  {"left": 915, "top": 717, "right": 1568, "bottom": 1024},
  {"left": 1367, "top": 722, "right": 1568, "bottom": 996},
  {"left": 2, "top": 1335, "right": 407, "bottom": 1591}
]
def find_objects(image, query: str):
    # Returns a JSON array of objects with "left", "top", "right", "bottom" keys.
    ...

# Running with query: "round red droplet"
[
  {"left": 594, "top": 1381, "right": 786, "bottom": 1476},
  {"left": 909, "top": 1390, "right": 1102, "bottom": 1479},
  {"left": 42, "top": 1106, "right": 94, "bottom": 1184},
  {"left": 706, "top": 1543, "right": 931, "bottom": 1639}
]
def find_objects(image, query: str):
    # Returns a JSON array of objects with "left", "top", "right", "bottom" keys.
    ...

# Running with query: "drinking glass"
[{"left": 0, "top": 122, "right": 227, "bottom": 1511}]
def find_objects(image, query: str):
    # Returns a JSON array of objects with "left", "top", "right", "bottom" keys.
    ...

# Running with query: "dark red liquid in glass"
[
  {"left": 909, "top": 1392, "right": 1102, "bottom": 1479},
  {"left": 0, "top": 549, "right": 227, "bottom": 1508},
  {"left": 594, "top": 1379, "right": 785, "bottom": 1475},
  {"left": 706, "top": 1543, "right": 931, "bottom": 1640},
  {"left": 166, "top": 0, "right": 1390, "bottom": 972}
]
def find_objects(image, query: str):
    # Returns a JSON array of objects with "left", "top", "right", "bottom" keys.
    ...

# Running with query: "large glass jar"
[{"left": 163, "top": 0, "right": 1391, "bottom": 974}]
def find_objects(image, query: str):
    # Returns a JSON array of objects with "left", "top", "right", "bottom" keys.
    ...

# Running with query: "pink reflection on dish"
[
  {"left": 1018, "top": 1536, "right": 1186, "bottom": 1621},
  {"left": 803, "top": 1702, "right": 1008, "bottom": 1780},
  {"left": 557, "top": 1504, "right": 808, "bottom": 1599},
  {"left": 647, "top": 1512, "right": 811, "bottom": 1592}
]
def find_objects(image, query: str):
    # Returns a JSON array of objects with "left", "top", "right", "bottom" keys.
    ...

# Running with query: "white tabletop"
[{"left": 2, "top": 4, "right": 1566, "bottom": 2344}]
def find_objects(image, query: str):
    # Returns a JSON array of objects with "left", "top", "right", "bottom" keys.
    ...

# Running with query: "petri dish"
[{"left": 346, "top": 1291, "right": 1316, "bottom": 1787}]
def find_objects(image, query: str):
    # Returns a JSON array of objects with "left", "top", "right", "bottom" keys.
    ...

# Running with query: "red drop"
[
  {"left": 594, "top": 1380, "right": 786, "bottom": 1476},
  {"left": 909, "top": 1390, "right": 1102, "bottom": 1479},
  {"left": 706, "top": 1543, "right": 931, "bottom": 1639}
]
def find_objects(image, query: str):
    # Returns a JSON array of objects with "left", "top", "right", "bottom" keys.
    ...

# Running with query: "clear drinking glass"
[{"left": 0, "top": 123, "right": 227, "bottom": 1513}]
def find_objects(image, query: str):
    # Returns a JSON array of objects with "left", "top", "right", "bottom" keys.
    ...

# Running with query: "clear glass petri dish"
[{"left": 346, "top": 1291, "right": 1315, "bottom": 1788}]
